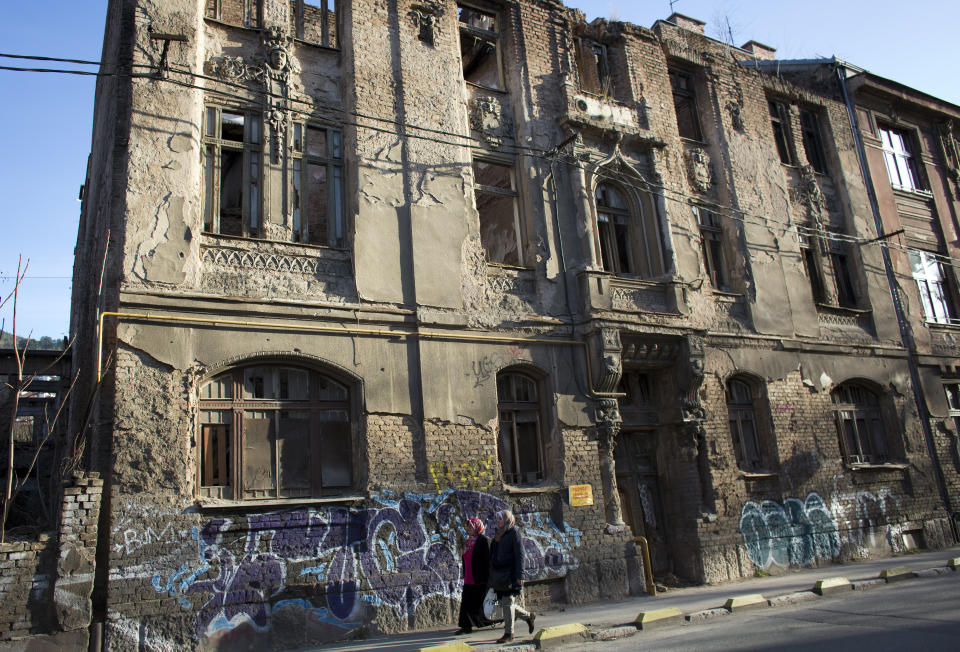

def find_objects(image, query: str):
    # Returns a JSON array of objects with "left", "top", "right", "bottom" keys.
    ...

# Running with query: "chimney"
[
  {"left": 741, "top": 40, "right": 777, "bottom": 60},
  {"left": 667, "top": 13, "right": 706, "bottom": 34}
]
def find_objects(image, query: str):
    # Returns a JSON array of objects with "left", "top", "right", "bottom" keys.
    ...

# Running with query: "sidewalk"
[{"left": 304, "top": 545, "right": 960, "bottom": 652}]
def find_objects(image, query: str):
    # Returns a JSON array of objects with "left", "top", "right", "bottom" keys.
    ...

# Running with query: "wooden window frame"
[
  {"left": 205, "top": 0, "right": 260, "bottom": 28},
  {"left": 458, "top": 2, "right": 504, "bottom": 91},
  {"left": 695, "top": 205, "right": 729, "bottom": 290},
  {"left": 832, "top": 383, "right": 889, "bottom": 465},
  {"left": 497, "top": 370, "right": 546, "bottom": 486},
  {"left": 669, "top": 67, "right": 704, "bottom": 142},
  {"left": 291, "top": 123, "right": 346, "bottom": 247},
  {"left": 292, "top": 0, "right": 340, "bottom": 49},
  {"left": 726, "top": 377, "right": 766, "bottom": 471},
  {"left": 473, "top": 155, "right": 524, "bottom": 267},
  {"left": 202, "top": 105, "right": 262, "bottom": 239}
]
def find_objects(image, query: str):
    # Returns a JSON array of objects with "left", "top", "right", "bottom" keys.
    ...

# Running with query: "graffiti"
[
  {"left": 148, "top": 489, "right": 580, "bottom": 640},
  {"left": 429, "top": 457, "right": 496, "bottom": 492},
  {"left": 739, "top": 493, "right": 841, "bottom": 570},
  {"left": 830, "top": 488, "right": 903, "bottom": 557},
  {"left": 469, "top": 355, "right": 497, "bottom": 388}
]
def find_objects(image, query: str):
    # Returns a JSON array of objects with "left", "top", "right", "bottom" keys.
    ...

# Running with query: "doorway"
[{"left": 615, "top": 430, "right": 671, "bottom": 576}]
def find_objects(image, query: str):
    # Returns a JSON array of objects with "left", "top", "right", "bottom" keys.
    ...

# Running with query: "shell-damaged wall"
[{"left": 67, "top": 0, "right": 959, "bottom": 649}]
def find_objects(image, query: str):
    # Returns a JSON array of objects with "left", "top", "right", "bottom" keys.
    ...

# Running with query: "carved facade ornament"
[
  {"left": 726, "top": 100, "right": 745, "bottom": 131},
  {"left": 592, "top": 327, "right": 623, "bottom": 395},
  {"left": 686, "top": 147, "right": 713, "bottom": 193},
  {"left": 409, "top": 1, "right": 445, "bottom": 45},
  {"left": 204, "top": 55, "right": 263, "bottom": 84},
  {"left": 471, "top": 96, "right": 512, "bottom": 148},
  {"left": 938, "top": 120, "right": 960, "bottom": 199}
]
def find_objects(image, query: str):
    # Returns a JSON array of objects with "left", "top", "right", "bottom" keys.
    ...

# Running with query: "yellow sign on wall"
[{"left": 568, "top": 484, "right": 594, "bottom": 507}]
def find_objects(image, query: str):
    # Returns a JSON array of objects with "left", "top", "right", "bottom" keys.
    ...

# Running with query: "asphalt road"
[{"left": 562, "top": 573, "right": 960, "bottom": 652}]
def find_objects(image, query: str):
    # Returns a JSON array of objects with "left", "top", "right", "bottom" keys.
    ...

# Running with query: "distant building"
[{"left": 6, "top": 0, "right": 953, "bottom": 649}]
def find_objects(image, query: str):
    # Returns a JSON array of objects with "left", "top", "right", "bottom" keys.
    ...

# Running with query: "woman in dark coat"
[
  {"left": 456, "top": 517, "right": 491, "bottom": 634},
  {"left": 488, "top": 510, "right": 535, "bottom": 643}
]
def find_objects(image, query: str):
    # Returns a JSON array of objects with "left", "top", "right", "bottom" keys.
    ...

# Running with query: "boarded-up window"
[
  {"left": 497, "top": 371, "right": 544, "bottom": 485},
  {"left": 199, "top": 366, "right": 353, "bottom": 500}
]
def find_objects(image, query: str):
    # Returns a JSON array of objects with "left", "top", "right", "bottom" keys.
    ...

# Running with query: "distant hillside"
[{"left": 0, "top": 331, "right": 66, "bottom": 351}]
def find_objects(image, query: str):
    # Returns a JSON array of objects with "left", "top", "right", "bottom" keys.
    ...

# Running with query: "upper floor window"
[
  {"left": 474, "top": 157, "right": 522, "bottom": 266},
  {"left": 829, "top": 241, "right": 857, "bottom": 308},
  {"left": 800, "top": 109, "right": 828, "bottom": 174},
  {"left": 459, "top": 4, "right": 503, "bottom": 91},
  {"left": 695, "top": 206, "right": 729, "bottom": 290},
  {"left": 206, "top": 0, "right": 259, "bottom": 28},
  {"left": 291, "top": 123, "right": 345, "bottom": 247},
  {"left": 909, "top": 249, "right": 955, "bottom": 324},
  {"left": 669, "top": 68, "right": 703, "bottom": 141},
  {"left": 497, "top": 371, "right": 544, "bottom": 485},
  {"left": 203, "top": 107, "right": 261, "bottom": 238},
  {"left": 726, "top": 376, "right": 766, "bottom": 471},
  {"left": 798, "top": 231, "right": 827, "bottom": 304},
  {"left": 199, "top": 364, "right": 354, "bottom": 501},
  {"left": 879, "top": 126, "right": 924, "bottom": 191},
  {"left": 576, "top": 38, "right": 612, "bottom": 96},
  {"left": 291, "top": 0, "right": 339, "bottom": 48},
  {"left": 831, "top": 382, "right": 888, "bottom": 465},
  {"left": 595, "top": 182, "right": 665, "bottom": 279},
  {"left": 768, "top": 99, "right": 794, "bottom": 165}
]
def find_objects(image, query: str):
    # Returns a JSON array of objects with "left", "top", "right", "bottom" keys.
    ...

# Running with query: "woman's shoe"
[
  {"left": 526, "top": 613, "right": 536, "bottom": 634},
  {"left": 496, "top": 633, "right": 513, "bottom": 643},
  {"left": 455, "top": 628, "right": 472, "bottom": 635}
]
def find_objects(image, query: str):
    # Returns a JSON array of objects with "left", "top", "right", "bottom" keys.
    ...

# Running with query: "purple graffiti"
[{"left": 150, "top": 490, "right": 581, "bottom": 639}]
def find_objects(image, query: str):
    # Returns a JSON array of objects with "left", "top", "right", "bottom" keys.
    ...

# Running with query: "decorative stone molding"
[
  {"left": 201, "top": 245, "right": 352, "bottom": 278},
  {"left": 686, "top": 147, "right": 713, "bottom": 193},
  {"left": 938, "top": 120, "right": 960, "bottom": 199},
  {"left": 611, "top": 284, "right": 670, "bottom": 313},
  {"left": 471, "top": 96, "right": 512, "bottom": 148},
  {"left": 409, "top": 1, "right": 445, "bottom": 45}
]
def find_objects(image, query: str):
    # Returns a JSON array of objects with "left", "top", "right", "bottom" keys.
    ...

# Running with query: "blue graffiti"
[
  {"left": 150, "top": 489, "right": 581, "bottom": 639},
  {"left": 740, "top": 492, "right": 841, "bottom": 570}
]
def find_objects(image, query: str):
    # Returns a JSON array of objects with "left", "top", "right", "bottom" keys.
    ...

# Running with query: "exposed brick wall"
[{"left": 0, "top": 538, "right": 55, "bottom": 640}]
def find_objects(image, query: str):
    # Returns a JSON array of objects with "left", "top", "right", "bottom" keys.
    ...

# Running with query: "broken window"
[
  {"left": 474, "top": 157, "right": 522, "bottom": 266},
  {"left": 726, "top": 377, "right": 764, "bottom": 471},
  {"left": 292, "top": 123, "right": 345, "bottom": 247},
  {"left": 832, "top": 382, "right": 888, "bottom": 465},
  {"left": 768, "top": 99, "right": 794, "bottom": 165},
  {"left": 879, "top": 125, "right": 924, "bottom": 191},
  {"left": 291, "top": 0, "right": 339, "bottom": 48},
  {"left": 497, "top": 371, "right": 544, "bottom": 485},
  {"left": 198, "top": 364, "right": 353, "bottom": 500},
  {"left": 669, "top": 68, "right": 703, "bottom": 142},
  {"left": 458, "top": 4, "right": 502, "bottom": 90},
  {"left": 694, "top": 205, "right": 729, "bottom": 290},
  {"left": 205, "top": 0, "right": 259, "bottom": 28},
  {"left": 576, "top": 38, "right": 612, "bottom": 96},
  {"left": 203, "top": 106, "right": 261, "bottom": 238},
  {"left": 829, "top": 242, "right": 857, "bottom": 308},
  {"left": 798, "top": 230, "right": 827, "bottom": 304},
  {"left": 800, "top": 109, "right": 828, "bottom": 174},
  {"left": 909, "top": 249, "right": 955, "bottom": 324},
  {"left": 595, "top": 182, "right": 665, "bottom": 279}
]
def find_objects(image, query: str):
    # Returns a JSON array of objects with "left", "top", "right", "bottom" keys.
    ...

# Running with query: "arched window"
[
  {"left": 497, "top": 371, "right": 544, "bottom": 485},
  {"left": 198, "top": 364, "right": 353, "bottom": 500},
  {"left": 726, "top": 377, "right": 765, "bottom": 471},
  {"left": 595, "top": 182, "right": 664, "bottom": 278},
  {"left": 831, "top": 382, "right": 888, "bottom": 465}
]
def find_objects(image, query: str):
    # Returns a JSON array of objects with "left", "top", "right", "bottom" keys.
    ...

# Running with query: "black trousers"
[{"left": 457, "top": 583, "right": 489, "bottom": 630}]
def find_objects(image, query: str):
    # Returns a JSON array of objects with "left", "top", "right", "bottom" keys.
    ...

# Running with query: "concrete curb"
[
  {"left": 879, "top": 566, "right": 916, "bottom": 582},
  {"left": 532, "top": 623, "right": 588, "bottom": 649},
  {"left": 768, "top": 590, "right": 819, "bottom": 606},
  {"left": 813, "top": 577, "right": 852, "bottom": 595},
  {"left": 947, "top": 557, "right": 960, "bottom": 570},
  {"left": 590, "top": 625, "right": 637, "bottom": 642},
  {"left": 418, "top": 642, "right": 474, "bottom": 652},
  {"left": 724, "top": 593, "right": 767, "bottom": 612},
  {"left": 634, "top": 607, "right": 684, "bottom": 630},
  {"left": 852, "top": 578, "right": 885, "bottom": 591}
]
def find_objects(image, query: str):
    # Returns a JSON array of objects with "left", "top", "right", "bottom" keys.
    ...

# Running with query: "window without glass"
[
  {"left": 800, "top": 109, "right": 828, "bottom": 174},
  {"left": 879, "top": 126, "right": 923, "bottom": 191},
  {"left": 458, "top": 4, "right": 502, "bottom": 90},
  {"left": 206, "top": 0, "right": 259, "bottom": 27},
  {"left": 799, "top": 231, "right": 827, "bottom": 303},
  {"left": 595, "top": 182, "right": 665, "bottom": 279},
  {"left": 768, "top": 100, "right": 794, "bottom": 165},
  {"left": 203, "top": 107, "right": 261, "bottom": 238},
  {"left": 497, "top": 371, "right": 544, "bottom": 485},
  {"left": 292, "top": 124, "right": 345, "bottom": 247},
  {"left": 669, "top": 68, "right": 703, "bottom": 141},
  {"left": 198, "top": 364, "right": 353, "bottom": 500},
  {"left": 832, "top": 382, "right": 888, "bottom": 465},
  {"left": 474, "top": 158, "right": 522, "bottom": 266},
  {"left": 576, "top": 38, "right": 612, "bottom": 96},
  {"left": 727, "top": 377, "right": 764, "bottom": 471},
  {"left": 909, "top": 250, "right": 955, "bottom": 324},
  {"left": 695, "top": 206, "right": 729, "bottom": 290},
  {"left": 943, "top": 382, "right": 960, "bottom": 470},
  {"left": 829, "top": 242, "right": 857, "bottom": 308},
  {"left": 291, "top": 1, "right": 338, "bottom": 48}
]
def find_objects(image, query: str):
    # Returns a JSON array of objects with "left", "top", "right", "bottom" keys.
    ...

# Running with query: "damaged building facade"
[{"left": 39, "top": 0, "right": 960, "bottom": 648}]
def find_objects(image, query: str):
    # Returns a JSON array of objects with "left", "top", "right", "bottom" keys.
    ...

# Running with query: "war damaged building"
[{"left": 39, "top": 0, "right": 960, "bottom": 648}]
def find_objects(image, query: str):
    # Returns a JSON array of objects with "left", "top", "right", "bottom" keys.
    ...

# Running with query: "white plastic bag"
[{"left": 482, "top": 588, "right": 502, "bottom": 622}]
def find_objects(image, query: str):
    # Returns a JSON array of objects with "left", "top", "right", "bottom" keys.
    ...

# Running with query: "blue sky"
[{"left": 1, "top": 0, "right": 958, "bottom": 340}]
